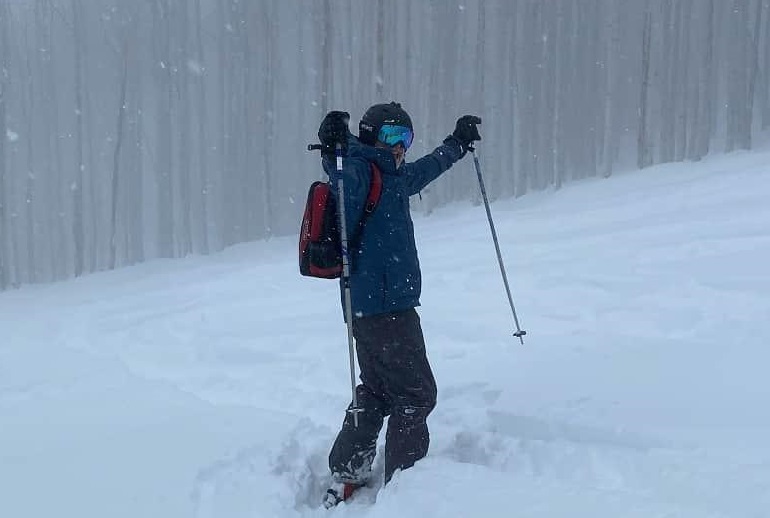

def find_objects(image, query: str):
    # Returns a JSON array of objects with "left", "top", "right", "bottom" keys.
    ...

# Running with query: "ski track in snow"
[{"left": 2, "top": 150, "right": 770, "bottom": 517}]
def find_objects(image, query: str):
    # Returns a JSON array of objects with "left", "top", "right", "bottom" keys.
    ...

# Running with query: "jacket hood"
[{"left": 347, "top": 134, "right": 402, "bottom": 175}]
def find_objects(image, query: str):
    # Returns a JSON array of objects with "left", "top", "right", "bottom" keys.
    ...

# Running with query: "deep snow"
[{"left": 2, "top": 149, "right": 770, "bottom": 518}]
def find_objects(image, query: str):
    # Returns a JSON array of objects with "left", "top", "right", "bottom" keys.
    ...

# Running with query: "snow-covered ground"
[{"left": 2, "top": 149, "right": 770, "bottom": 518}]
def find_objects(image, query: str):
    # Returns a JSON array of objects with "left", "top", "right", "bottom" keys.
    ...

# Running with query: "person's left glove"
[
  {"left": 318, "top": 110, "right": 351, "bottom": 158},
  {"left": 453, "top": 115, "right": 482, "bottom": 148},
  {"left": 445, "top": 115, "right": 482, "bottom": 157}
]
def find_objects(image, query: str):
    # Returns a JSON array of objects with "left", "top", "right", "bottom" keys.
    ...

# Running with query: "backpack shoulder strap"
[
  {"left": 364, "top": 163, "right": 383, "bottom": 213},
  {"left": 350, "top": 162, "right": 382, "bottom": 250}
]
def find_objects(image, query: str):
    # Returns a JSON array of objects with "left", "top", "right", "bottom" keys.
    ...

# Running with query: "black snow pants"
[{"left": 328, "top": 308, "right": 437, "bottom": 485}]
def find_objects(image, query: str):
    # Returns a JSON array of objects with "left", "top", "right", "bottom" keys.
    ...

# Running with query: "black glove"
[
  {"left": 318, "top": 111, "right": 350, "bottom": 158},
  {"left": 449, "top": 115, "right": 482, "bottom": 155}
]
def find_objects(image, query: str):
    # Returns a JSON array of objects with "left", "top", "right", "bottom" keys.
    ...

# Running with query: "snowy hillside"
[{"left": 2, "top": 150, "right": 770, "bottom": 518}]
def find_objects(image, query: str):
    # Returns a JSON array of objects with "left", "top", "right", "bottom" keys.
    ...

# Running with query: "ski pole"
[
  {"left": 469, "top": 146, "right": 527, "bottom": 344},
  {"left": 334, "top": 143, "right": 363, "bottom": 427}
]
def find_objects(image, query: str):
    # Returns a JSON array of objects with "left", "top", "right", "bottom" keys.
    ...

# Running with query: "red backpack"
[{"left": 299, "top": 163, "right": 382, "bottom": 279}]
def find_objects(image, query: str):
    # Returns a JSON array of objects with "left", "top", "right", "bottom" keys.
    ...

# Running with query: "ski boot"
[{"left": 323, "top": 481, "right": 363, "bottom": 508}]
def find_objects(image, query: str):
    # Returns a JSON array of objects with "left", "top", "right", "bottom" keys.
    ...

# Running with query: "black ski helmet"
[{"left": 358, "top": 102, "right": 413, "bottom": 146}]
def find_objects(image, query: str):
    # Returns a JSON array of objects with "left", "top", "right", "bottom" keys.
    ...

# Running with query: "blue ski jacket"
[{"left": 322, "top": 135, "right": 464, "bottom": 320}]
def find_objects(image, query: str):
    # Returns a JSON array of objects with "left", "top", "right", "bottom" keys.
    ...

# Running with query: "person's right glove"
[
  {"left": 318, "top": 110, "right": 351, "bottom": 159},
  {"left": 446, "top": 115, "right": 482, "bottom": 157}
]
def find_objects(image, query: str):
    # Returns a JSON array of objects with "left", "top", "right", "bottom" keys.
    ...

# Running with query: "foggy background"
[{"left": 0, "top": 0, "right": 768, "bottom": 290}]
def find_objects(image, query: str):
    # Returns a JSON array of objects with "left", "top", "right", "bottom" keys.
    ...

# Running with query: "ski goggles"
[{"left": 378, "top": 124, "right": 414, "bottom": 150}]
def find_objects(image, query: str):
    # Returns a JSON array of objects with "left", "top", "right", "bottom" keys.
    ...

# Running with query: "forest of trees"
[{"left": 0, "top": 0, "right": 768, "bottom": 290}]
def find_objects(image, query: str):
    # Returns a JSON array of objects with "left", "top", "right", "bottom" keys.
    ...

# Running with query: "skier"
[{"left": 317, "top": 102, "right": 481, "bottom": 507}]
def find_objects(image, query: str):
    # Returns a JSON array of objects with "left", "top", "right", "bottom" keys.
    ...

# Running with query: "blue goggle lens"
[{"left": 378, "top": 124, "right": 414, "bottom": 150}]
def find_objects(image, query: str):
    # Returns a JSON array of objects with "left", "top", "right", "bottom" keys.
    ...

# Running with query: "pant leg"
[
  {"left": 355, "top": 309, "right": 437, "bottom": 483},
  {"left": 328, "top": 315, "right": 394, "bottom": 483},
  {"left": 328, "top": 384, "right": 388, "bottom": 483},
  {"left": 384, "top": 405, "right": 433, "bottom": 484}
]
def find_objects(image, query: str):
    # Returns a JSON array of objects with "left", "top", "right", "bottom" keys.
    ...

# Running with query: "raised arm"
[
  {"left": 402, "top": 137, "right": 464, "bottom": 196},
  {"left": 403, "top": 116, "right": 482, "bottom": 196}
]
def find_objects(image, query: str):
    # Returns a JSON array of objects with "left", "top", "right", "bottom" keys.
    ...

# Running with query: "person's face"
[{"left": 376, "top": 141, "right": 406, "bottom": 168}]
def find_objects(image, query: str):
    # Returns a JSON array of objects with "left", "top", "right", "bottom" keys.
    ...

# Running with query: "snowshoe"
[{"left": 323, "top": 481, "right": 363, "bottom": 509}]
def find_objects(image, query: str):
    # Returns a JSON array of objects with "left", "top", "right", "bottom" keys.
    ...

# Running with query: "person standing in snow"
[{"left": 317, "top": 102, "right": 481, "bottom": 506}]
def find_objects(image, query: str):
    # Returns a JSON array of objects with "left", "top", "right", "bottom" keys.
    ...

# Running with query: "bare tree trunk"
[
  {"left": 320, "top": 0, "right": 332, "bottom": 114},
  {"left": 109, "top": 42, "right": 129, "bottom": 270},
  {"left": 376, "top": 0, "right": 384, "bottom": 97},
  {"left": 177, "top": 0, "right": 192, "bottom": 255},
  {"left": 659, "top": 0, "right": 676, "bottom": 163},
  {"left": 763, "top": 0, "right": 770, "bottom": 128},
  {"left": 153, "top": 0, "right": 175, "bottom": 258},
  {"left": 674, "top": 0, "right": 689, "bottom": 162},
  {"left": 85, "top": 88, "right": 98, "bottom": 270},
  {"left": 698, "top": 0, "right": 716, "bottom": 158},
  {"left": 240, "top": 1, "right": 256, "bottom": 240},
  {"left": 508, "top": 0, "right": 523, "bottom": 197},
  {"left": 638, "top": 8, "right": 653, "bottom": 169},
  {"left": 36, "top": 0, "right": 64, "bottom": 281},
  {"left": 726, "top": 0, "right": 746, "bottom": 152},
  {"left": 0, "top": 0, "right": 9, "bottom": 289},
  {"left": 81, "top": 9, "right": 96, "bottom": 274},
  {"left": 686, "top": 0, "right": 703, "bottom": 160},
  {"left": 71, "top": 0, "right": 85, "bottom": 277},
  {"left": 475, "top": 0, "right": 489, "bottom": 199},
  {"left": 513, "top": 0, "right": 528, "bottom": 196},
  {"left": 745, "top": 0, "right": 764, "bottom": 148},
  {"left": 262, "top": 0, "right": 274, "bottom": 239},
  {"left": 216, "top": 0, "right": 228, "bottom": 246},
  {"left": 517, "top": 1, "right": 536, "bottom": 191},
  {"left": 420, "top": 0, "right": 438, "bottom": 214},
  {"left": 127, "top": 37, "right": 145, "bottom": 266},
  {"left": 602, "top": 0, "right": 619, "bottom": 177},
  {"left": 552, "top": 0, "right": 568, "bottom": 187},
  {"left": 22, "top": 21, "right": 36, "bottom": 282},
  {"left": 194, "top": 0, "right": 209, "bottom": 254},
  {"left": 539, "top": 1, "right": 556, "bottom": 189}
]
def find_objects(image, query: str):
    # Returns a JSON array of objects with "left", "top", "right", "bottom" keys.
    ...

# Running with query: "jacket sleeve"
[
  {"left": 402, "top": 137, "right": 465, "bottom": 196},
  {"left": 323, "top": 155, "right": 370, "bottom": 239}
]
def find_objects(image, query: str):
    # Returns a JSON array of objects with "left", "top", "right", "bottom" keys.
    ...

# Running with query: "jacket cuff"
[{"left": 441, "top": 135, "right": 467, "bottom": 160}]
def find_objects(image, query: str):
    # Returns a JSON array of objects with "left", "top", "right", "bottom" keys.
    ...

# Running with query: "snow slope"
[{"left": 2, "top": 150, "right": 770, "bottom": 518}]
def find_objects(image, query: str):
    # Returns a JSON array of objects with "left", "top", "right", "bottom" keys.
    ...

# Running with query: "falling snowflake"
[{"left": 187, "top": 59, "right": 205, "bottom": 76}]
